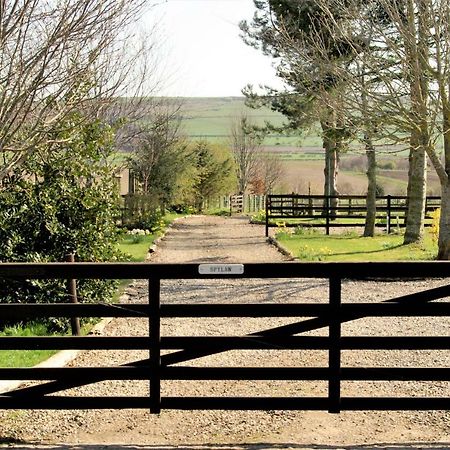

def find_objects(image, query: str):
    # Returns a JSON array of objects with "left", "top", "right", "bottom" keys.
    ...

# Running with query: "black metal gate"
[{"left": 0, "top": 261, "right": 449, "bottom": 413}]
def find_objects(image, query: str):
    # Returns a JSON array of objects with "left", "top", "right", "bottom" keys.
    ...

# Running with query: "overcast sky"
[{"left": 146, "top": 0, "right": 284, "bottom": 97}]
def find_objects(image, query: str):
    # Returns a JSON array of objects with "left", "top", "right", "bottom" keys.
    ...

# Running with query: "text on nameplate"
[{"left": 198, "top": 264, "right": 244, "bottom": 275}]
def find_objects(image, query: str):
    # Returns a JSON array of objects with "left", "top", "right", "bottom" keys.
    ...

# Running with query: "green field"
[
  {"left": 178, "top": 97, "right": 418, "bottom": 152},
  {"left": 180, "top": 97, "right": 302, "bottom": 145}
]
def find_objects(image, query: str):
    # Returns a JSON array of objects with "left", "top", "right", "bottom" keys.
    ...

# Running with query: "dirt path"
[
  {"left": 1, "top": 215, "right": 450, "bottom": 450},
  {"left": 151, "top": 215, "right": 288, "bottom": 263}
]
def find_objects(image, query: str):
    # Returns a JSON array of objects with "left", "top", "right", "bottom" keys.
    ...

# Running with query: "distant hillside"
[{"left": 179, "top": 97, "right": 302, "bottom": 146}]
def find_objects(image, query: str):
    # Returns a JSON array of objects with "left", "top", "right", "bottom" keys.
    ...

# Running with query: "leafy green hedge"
[{"left": 0, "top": 115, "right": 122, "bottom": 332}]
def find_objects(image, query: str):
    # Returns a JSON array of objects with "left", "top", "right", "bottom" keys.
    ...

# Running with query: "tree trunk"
[
  {"left": 364, "top": 135, "right": 376, "bottom": 237},
  {"left": 321, "top": 119, "right": 339, "bottom": 219},
  {"left": 436, "top": 103, "right": 450, "bottom": 259},
  {"left": 404, "top": 132, "right": 427, "bottom": 244},
  {"left": 403, "top": 0, "right": 429, "bottom": 244},
  {"left": 438, "top": 183, "right": 450, "bottom": 259}
]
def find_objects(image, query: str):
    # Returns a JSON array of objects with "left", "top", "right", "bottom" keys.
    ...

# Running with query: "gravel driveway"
[{"left": 1, "top": 215, "right": 450, "bottom": 450}]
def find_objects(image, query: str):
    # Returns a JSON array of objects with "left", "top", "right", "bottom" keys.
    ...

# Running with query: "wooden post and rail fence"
[{"left": 265, "top": 194, "right": 441, "bottom": 237}]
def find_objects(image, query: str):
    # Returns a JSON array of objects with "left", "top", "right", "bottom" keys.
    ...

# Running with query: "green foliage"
[
  {"left": 251, "top": 209, "right": 266, "bottom": 223},
  {"left": 292, "top": 226, "right": 323, "bottom": 236},
  {"left": 118, "top": 235, "right": 155, "bottom": 262},
  {"left": 0, "top": 322, "right": 57, "bottom": 367},
  {"left": 0, "top": 115, "right": 122, "bottom": 332},
  {"left": 297, "top": 244, "right": 331, "bottom": 261},
  {"left": 378, "top": 161, "right": 396, "bottom": 170},
  {"left": 118, "top": 212, "right": 183, "bottom": 262},
  {"left": 129, "top": 110, "right": 197, "bottom": 209},
  {"left": 1, "top": 322, "right": 50, "bottom": 337},
  {"left": 122, "top": 195, "right": 165, "bottom": 231},
  {"left": 375, "top": 183, "right": 385, "bottom": 197},
  {"left": 275, "top": 229, "right": 292, "bottom": 239},
  {"left": 191, "top": 141, "right": 234, "bottom": 211}
]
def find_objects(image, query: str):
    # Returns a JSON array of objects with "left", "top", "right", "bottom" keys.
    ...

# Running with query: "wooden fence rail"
[
  {"left": 0, "top": 262, "right": 449, "bottom": 413},
  {"left": 265, "top": 194, "right": 441, "bottom": 236}
]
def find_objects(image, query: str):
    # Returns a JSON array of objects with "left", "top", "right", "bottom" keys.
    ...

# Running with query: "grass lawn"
[
  {"left": 275, "top": 229, "right": 437, "bottom": 261},
  {"left": 118, "top": 212, "right": 183, "bottom": 262},
  {"left": 0, "top": 349, "right": 56, "bottom": 368},
  {"left": 118, "top": 235, "right": 156, "bottom": 262},
  {"left": 0, "top": 323, "right": 57, "bottom": 368}
]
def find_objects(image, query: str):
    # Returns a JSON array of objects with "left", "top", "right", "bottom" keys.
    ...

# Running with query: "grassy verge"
[
  {"left": 275, "top": 228, "right": 437, "bottom": 261},
  {"left": 118, "top": 235, "right": 156, "bottom": 262},
  {"left": 118, "top": 212, "right": 183, "bottom": 262},
  {"left": 0, "top": 323, "right": 57, "bottom": 368}
]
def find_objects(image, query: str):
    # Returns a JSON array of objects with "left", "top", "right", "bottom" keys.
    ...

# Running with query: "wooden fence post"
[
  {"left": 386, "top": 195, "right": 392, "bottom": 234},
  {"left": 326, "top": 195, "right": 330, "bottom": 236},
  {"left": 65, "top": 253, "right": 81, "bottom": 336}
]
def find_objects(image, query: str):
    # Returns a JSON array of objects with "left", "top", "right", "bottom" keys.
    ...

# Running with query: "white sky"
[{"left": 145, "top": 0, "right": 284, "bottom": 97}]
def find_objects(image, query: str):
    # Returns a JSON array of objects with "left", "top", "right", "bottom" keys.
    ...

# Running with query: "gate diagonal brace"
[
  {"left": 4, "top": 283, "right": 449, "bottom": 398},
  {"left": 162, "top": 283, "right": 450, "bottom": 366},
  {"left": 3, "top": 359, "right": 150, "bottom": 398}
]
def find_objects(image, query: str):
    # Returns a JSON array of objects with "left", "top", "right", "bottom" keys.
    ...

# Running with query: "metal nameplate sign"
[{"left": 198, "top": 264, "right": 244, "bottom": 275}]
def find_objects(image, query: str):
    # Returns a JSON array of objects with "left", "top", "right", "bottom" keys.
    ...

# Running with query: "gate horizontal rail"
[
  {"left": 0, "top": 260, "right": 449, "bottom": 278},
  {"left": 2, "top": 366, "right": 450, "bottom": 382},
  {"left": 0, "top": 261, "right": 449, "bottom": 413}
]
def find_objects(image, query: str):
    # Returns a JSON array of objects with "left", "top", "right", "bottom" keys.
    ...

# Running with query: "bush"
[
  {"left": 122, "top": 194, "right": 165, "bottom": 231},
  {"left": 377, "top": 160, "right": 396, "bottom": 170},
  {"left": 251, "top": 209, "right": 266, "bottom": 223},
  {"left": 375, "top": 183, "right": 385, "bottom": 197},
  {"left": 0, "top": 116, "right": 122, "bottom": 333}
]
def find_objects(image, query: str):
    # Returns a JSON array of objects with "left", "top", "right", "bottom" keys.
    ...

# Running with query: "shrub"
[
  {"left": 375, "top": 183, "right": 385, "bottom": 197},
  {"left": 251, "top": 209, "right": 266, "bottom": 223},
  {"left": 122, "top": 194, "right": 164, "bottom": 231},
  {"left": 377, "top": 161, "right": 396, "bottom": 170},
  {"left": 275, "top": 224, "right": 293, "bottom": 239},
  {"left": 0, "top": 116, "right": 122, "bottom": 333}
]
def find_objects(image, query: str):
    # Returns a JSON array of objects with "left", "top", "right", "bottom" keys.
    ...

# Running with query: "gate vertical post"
[
  {"left": 65, "top": 253, "right": 81, "bottom": 336},
  {"left": 328, "top": 276, "right": 341, "bottom": 413},
  {"left": 265, "top": 196, "right": 269, "bottom": 238},
  {"left": 149, "top": 278, "right": 161, "bottom": 414}
]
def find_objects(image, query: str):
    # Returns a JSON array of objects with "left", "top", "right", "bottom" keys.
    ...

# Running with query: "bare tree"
[
  {"left": 229, "top": 113, "right": 264, "bottom": 194},
  {"left": 257, "top": 153, "right": 285, "bottom": 194},
  {"left": 130, "top": 99, "right": 186, "bottom": 196},
  {"left": 0, "top": 0, "right": 152, "bottom": 181}
]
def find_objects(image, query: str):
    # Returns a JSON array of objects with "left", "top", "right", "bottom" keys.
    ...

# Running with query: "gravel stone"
[{"left": 1, "top": 215, "right": 449, "bottom": 449}]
